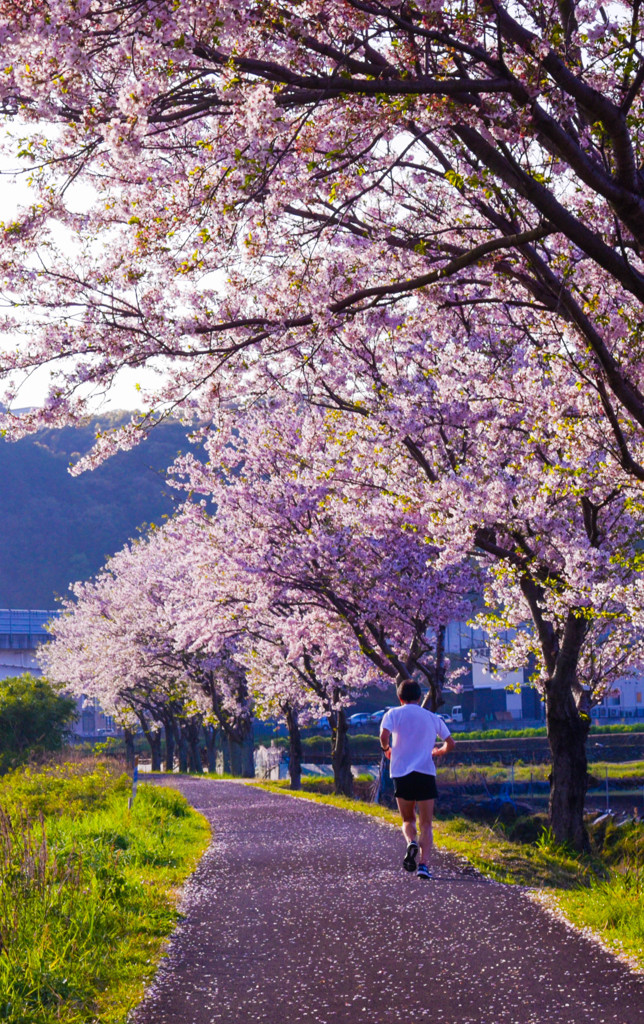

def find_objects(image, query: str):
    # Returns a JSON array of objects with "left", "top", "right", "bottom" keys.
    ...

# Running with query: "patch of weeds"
[
  {"left": 0, "top": 766, "right": 210, "bottom": 1024},
  {"left": 435, "top": 815, "right": 589, "bottom": 888},
  {"left": 549, "top": 817, "right": 644, "bottom": 968},
  {"left": 505, "top": 813, "right": 548, "bottom": 844},
  {"left": 301, "top": 776, "right": 334, "bottom": 791},
  {"left": 556, "top": 860, "right": 644, "bottom": 969},
  {"left": 0, "top": 760, "right": 129, "bottom": 820}
]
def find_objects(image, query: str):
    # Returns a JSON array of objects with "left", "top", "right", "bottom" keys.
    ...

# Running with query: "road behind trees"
[{"left": 132, "top": 779, "right": 644, "bottom": 1024}]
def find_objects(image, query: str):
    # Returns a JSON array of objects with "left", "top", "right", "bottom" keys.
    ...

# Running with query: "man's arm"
[
  {"left": 432, "top": 735, "right": 455, "bottom": 759},
  {"left": 379, "top": 726, "right": 392, "bottom": 759}
]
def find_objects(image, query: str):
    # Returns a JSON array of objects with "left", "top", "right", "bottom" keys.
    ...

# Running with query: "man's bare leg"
[
  {"left": 396, "top": 797, "right": 417, "bottom": 846},
  {"left": 417, "top": 798, "right": 435, "bottom": 864},
  {"left": 396, "top": 797, "right": 420, "bottom": 871}
]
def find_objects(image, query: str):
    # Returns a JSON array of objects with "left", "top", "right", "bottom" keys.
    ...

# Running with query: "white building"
[
  {"left": 444, "top": 620, "right": 644, "bottom": 722},
  {"left": 444, "top": 622, "right": 540, "bottom": 722},
  {"left": 593, "top": 677, "right": 644, "bottom": 721}
]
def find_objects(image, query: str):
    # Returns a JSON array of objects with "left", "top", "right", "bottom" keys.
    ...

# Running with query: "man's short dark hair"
[{"left": 396, "top": 679, "right": 422, "bottom": 703}]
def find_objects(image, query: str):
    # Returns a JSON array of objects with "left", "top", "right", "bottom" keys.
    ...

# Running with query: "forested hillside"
[{"left": 0, "top": 415, "right": 195, "bottom": 607}]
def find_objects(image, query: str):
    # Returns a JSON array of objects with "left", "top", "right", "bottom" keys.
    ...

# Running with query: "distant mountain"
[{"left": 0, "top": 414, "right": 197, "bottom": 607}]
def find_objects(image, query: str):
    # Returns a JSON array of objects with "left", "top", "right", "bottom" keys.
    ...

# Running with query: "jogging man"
[{"left": 380, "top": 679, "right": 455, "bottom": 880}]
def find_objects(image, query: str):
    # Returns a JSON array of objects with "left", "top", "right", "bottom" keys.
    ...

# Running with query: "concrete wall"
[{"left": 0, "top": 647, "right": 43, "bottom": 680}]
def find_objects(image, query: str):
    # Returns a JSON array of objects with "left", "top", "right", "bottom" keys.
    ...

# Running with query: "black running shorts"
[{"left": 392, "top": 771, "right": 438, "bottom": 802}]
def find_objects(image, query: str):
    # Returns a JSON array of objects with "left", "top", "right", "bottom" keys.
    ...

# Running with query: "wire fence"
[
  {"left": 434, "top": 763, "right": 644, "bottom": 815},
  {"left": 134, "top": 748, "right": 643, "bottom": 816}
]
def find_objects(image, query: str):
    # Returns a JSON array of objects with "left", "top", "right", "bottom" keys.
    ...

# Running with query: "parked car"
[
  {"left": 316, "top": 716, "right": 331, "bottom": 731},
  {"left": 451, "top": 705, "right": 464, "bottom": 723},
  {"left": 347, "top": 712, "right": 373, "bottom": 727},
  {"left": 437, "top": 713, "right": 453, "bottom": 724},
  {"left": 369, "top": 706, "right": 396, "bottom": 723}
]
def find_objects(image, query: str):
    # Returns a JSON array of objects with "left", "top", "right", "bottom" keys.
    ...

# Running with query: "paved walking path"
[{"left": 132, "top": 779, "right": 644, "bottom": 1024}]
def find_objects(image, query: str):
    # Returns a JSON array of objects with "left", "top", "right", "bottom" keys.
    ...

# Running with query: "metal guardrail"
[
  {"left": 0, "top": 608, "right": 58, "bottom": 635},
  {"left": 0, "top": 609, "right": 60, "bottom": 650}
]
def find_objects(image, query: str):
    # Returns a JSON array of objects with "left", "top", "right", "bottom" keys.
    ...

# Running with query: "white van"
[{"left": 451, "top": 705, "right": 464, "bottom": 723}]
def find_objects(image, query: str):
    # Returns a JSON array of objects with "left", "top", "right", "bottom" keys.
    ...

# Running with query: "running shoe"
[
  {"left": 403, "top": 841, "right": 419, "bottom": 873},
  {"left": 417, "top": 863, "right": 432, "bottom": 880}
]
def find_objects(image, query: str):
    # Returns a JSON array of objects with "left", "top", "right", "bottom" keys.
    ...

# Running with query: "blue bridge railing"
[{"left": 0, "top": 609, "right": 59, "bottom": 649}]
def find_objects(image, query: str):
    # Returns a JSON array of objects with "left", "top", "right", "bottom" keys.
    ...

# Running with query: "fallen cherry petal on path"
[{"left": 130, "top": 780, "right": 644, "bottom": 1024}]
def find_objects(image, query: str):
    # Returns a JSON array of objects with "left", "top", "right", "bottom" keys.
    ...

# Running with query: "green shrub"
[
  {"left": 269, "top": 723, "right": 644, "bottom": 750},
  {"left": 505, "top": 813, "right": 549, "bottom": 844},
  {"left": 589, "top": 815, "right": 644, "bottom": 866},
  {"left": 0, "top": 675, "right": 77, "bottom": 773},
  {"left": 456, "top": 723, "right": 644, "bottom": 741}
]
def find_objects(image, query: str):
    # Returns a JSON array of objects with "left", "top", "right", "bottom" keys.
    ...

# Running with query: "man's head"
[{"left": 396, "top": 678, "right": 422, "bottom": 704}]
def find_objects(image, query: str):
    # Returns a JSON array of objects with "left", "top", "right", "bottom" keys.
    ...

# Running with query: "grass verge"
[
  {"left": 252, "top": 779, "right": 643, "bottom": 970},
  {"left": 279, "top": 727, "right": 644, "bottom": 763},
  {"left": 435, "top": 760, "right": 644, "bottom": 784},
  {"left": 0, "top": 761, "right": 210, "bottom": 1024}
]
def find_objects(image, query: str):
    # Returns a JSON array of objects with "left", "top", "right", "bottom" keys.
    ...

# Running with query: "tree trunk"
[
  {"left": 137, "top": 712, "right": 162, "bottom": 772},
  {"left": 186, "top": 736, "right": 199, "bottom": 773},
  {"left": 173, "top": 719, "right": 189, "bottom": 773},
  {"left": 229, "top": 718, "right": 255, "bottom": 778},
  {"left": 204, "top": 724, "right": 218, "bottom": 774},
  {"left": 520, "top": 588, "right": 590, "bottom": 851},
  {"left": 149, "top": 727, "right": 162, "bottom": 772},
  {"left": 229, "top": 736, "right": 243, "bottom": 776},
  {"left": 163, "top": 718, "right": 174, "bottom": 772},
  {"left": 186, "top": 716, "right": 202, "bottom": 774},
  {"left": 216, "top": 727, "right": 231, "bottom": 775},
  {"left": 546, "top": 683, "right": 591, "bottom": 852},
  {"left": 420, "top": 624, "right": 447, "bottom": 712},
  {"left": 123, "top": 727, "right": 135, "bottom": 772},
  {"left": 330, "top": 705, "right": 353, "bottom": 797},
  {"left": 285, "top": 705, "right": 302, "bottom": 790}
]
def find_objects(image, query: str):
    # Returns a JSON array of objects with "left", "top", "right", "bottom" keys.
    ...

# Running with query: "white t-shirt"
[{"left": 381, "top": 703, "right": 451, "bottom": 778}]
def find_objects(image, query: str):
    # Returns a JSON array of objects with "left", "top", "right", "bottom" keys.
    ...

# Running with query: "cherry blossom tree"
[
  {"left": 43, "top": 564, "right": 202, "bottom": 773},
  {"left": 192, "top": 647, "right": 256, "bottom": 777},
  {"left": 242, "top": 630, "right": 314, "bottom": 791},
  {"left": 242, "top": 609, "right": 378, "bottom": 795},
  {"left": 162, "top": 501, "right": 385, "bottom": 796},
  {"left": 4, "top": 1, "right": 644, "bottom": 846},
  {"left": 0, "top": 0, "right": 643, "bottom": 466},
  {"left": 178, "top": 392, "right": 644, "bottom": 846},
  {"left": 167, "top": 398, "right": 474, "bottom": 793},
  {"left": 43, "top": 524, "right": 257, "bottom": 775},
  {"left": 311, "top": 340, "right": 644, "bottom": 849}
]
